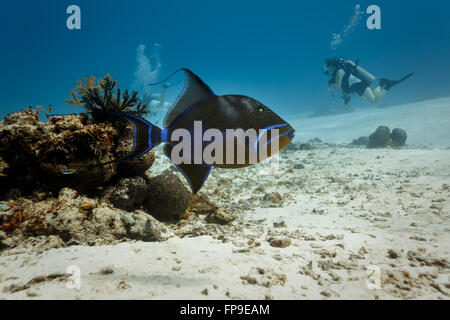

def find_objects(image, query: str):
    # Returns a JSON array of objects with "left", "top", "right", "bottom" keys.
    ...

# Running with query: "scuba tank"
[{"left": 344, "top": 59, "right": 376, "bottom": 85}]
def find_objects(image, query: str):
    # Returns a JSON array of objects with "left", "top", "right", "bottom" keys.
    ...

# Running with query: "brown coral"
[
  {"left": 0, "top": 108, "right": 153, "bottom": 195},
  {"left": 65, "top": 74, "right": 149, "bottom": 118},
  {"left": 146, "top": 172, "right": 192, "bottom": 221},
  {"left": 65, "top": 75, "right": 102, "bottom": 108}
]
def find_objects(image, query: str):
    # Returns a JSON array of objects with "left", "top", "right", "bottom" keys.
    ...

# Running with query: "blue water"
[{"left": 1, "top": 0, "right": 449, "bottom": 121}]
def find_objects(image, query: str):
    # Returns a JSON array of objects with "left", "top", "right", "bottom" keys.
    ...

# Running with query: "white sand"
[
  {"left": 291, "top": 97, "right": 450, "bottom": 148},
  {"left": 1, "top": 99, "right": 449, "bottom": 300}
]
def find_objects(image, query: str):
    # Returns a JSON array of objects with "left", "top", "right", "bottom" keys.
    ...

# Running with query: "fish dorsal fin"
[
  {"left": 163, "top": 144, "right": 211, "bottom": 194},
  {"left": 163, "top": 68, "right": 215, "bottom": 128}
]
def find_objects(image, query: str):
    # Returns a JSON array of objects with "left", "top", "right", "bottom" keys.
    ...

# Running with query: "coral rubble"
[{"left": 0, "top": 108, "right": 192, "bottom": 250}]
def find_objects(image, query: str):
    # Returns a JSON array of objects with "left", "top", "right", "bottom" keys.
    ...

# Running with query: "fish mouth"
[
  {"left": 259, "top": 124, "right": 295, "bottom": 156},
  {"left": 286, "top": 128, "right": 295, "bottom": 141},
  {"left": 276, "top": 126, "right": 295, "bottom": 151}
]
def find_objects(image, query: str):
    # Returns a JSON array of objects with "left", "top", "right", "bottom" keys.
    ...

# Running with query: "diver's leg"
[
  {"left": 373, "top": 87, "right": 388, "bottom": 103},
  {"left": 370, "top": 73, "right": 414, "bottom": 105},
  {"left": 362, "top": 87, "right": 377, "bottom": 104},
  {"left": 350, "top": 82, "right": 378, "bottom": 105},
  {"left": 363, "top": 86, "right": 388, "bottom": 105},
  {"left": 373, "top": 85, "right": 382, "bottom": 95}
]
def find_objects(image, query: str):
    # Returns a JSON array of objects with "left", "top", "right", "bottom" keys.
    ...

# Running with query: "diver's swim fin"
[
  {"left": 379, "top": 73, "right": 414, "bottom": 90},
  {"left": 163, "top": 144, "right": 211, "bottom": 194},
  {"left": 399, "top": 73, "right": 414, "bottom": 83}
]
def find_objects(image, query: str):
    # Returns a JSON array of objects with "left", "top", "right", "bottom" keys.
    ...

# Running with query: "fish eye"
[{"left": 257, "top": 106, "right": 264, "bottom": 112}]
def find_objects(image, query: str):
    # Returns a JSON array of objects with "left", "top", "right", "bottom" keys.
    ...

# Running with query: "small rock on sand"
[
  {"left": 109, "top": 176, "right": 148, "bottom": 211},
  {"left": 351, "top": 136, "right": 369, "bottom": 146},
  {"left": 299, "top": 143, "right": 314, "bottom": 150},
  {"left": 387, "top": 249, "right": 401, "bottom": 259},
  {"left": 391, "top": 128, "right": 407, "bottom": 147},
  {"left": 273, "top": 221, "right": 287, "bottom": 228},
  {"left": 368, "top": 126, "right": 392, "bottom": 148},
  {"left": 99, "top": 266, "right": 114, "bottom": 275},
  {"left": 206, "top": 209, "right": 234, "bottom": 225},
  {"left": 262, "top": 192, "right": 283, "bottom": 207},
  {"left": 320, "top": 291, "right": 332, "bottom": 297},
  {"left": 269, "top": 237, "right": 291, "bottom": 248}
]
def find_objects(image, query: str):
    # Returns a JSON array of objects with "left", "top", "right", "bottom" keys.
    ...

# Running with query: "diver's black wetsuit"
[
  {"left": 331, "top": 60, "right": 370, "bottom": 96},
  {"left": 341, "top": 72, "right": 370, "bottom": 96}
]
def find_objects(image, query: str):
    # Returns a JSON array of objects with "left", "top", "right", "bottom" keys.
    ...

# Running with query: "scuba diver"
[{"left": 324, "top": 57, "right": 414, "bottom": 105}]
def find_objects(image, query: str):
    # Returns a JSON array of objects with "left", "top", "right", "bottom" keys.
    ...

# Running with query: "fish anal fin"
[{"left": 163, "top": 144, "right": 211, "bottom": 194}]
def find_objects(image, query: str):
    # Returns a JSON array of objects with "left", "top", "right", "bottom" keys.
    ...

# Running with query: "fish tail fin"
[{"left": 92, "top": 110, "right": 163, "bottom": 165}]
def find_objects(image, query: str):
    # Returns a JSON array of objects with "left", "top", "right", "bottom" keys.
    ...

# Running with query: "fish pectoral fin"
[{"left": 163, "top": 144, "right": 211, "bottom": 194}]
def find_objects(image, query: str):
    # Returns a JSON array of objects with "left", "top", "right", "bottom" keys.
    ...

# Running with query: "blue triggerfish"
[{"left": 90, "top": 68, "right": 295, "bottom": 193}]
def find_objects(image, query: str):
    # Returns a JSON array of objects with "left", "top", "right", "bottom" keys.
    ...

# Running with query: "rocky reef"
[
  {"left": 2, "top": 188, "right": 174, "bottom": 248},
  {"left": 367, "top": 126, "right": 392, "bottom": 148},
  {"left": 0, "top": 108, "right": 158, "bottom": 193},
  {"left": 350, "top": 136, "right": 370, "bottom": 146},
  {"left": 0, "top": 108, "right": 192, "bottom": 250},
  {"left": 390, "top": 128, "right": 407, "bottom": 147},
  {"left": 348, "top": 126, "right": 408, "bottom": 148},
  {"left": 108, "top": 174, "right": 192, "bottom": 220},
  {"left": 367, "top": 126, "right": 408, "bottom": 148}
]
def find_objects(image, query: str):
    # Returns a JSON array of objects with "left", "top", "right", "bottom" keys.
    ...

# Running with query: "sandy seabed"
[
  {"left": 1, "top": 145, "right": 449, "bottom": 300},
  {"left": 0, "top": 98, "right": 449, "bottom": 300}
]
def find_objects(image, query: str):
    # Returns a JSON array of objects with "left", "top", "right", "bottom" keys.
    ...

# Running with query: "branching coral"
[
  {"left": 65, "top": 74, "right": 149, "bottom": 118},
  {"left": 65, "top": 75, "right": 100, "bottom": 108}
]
